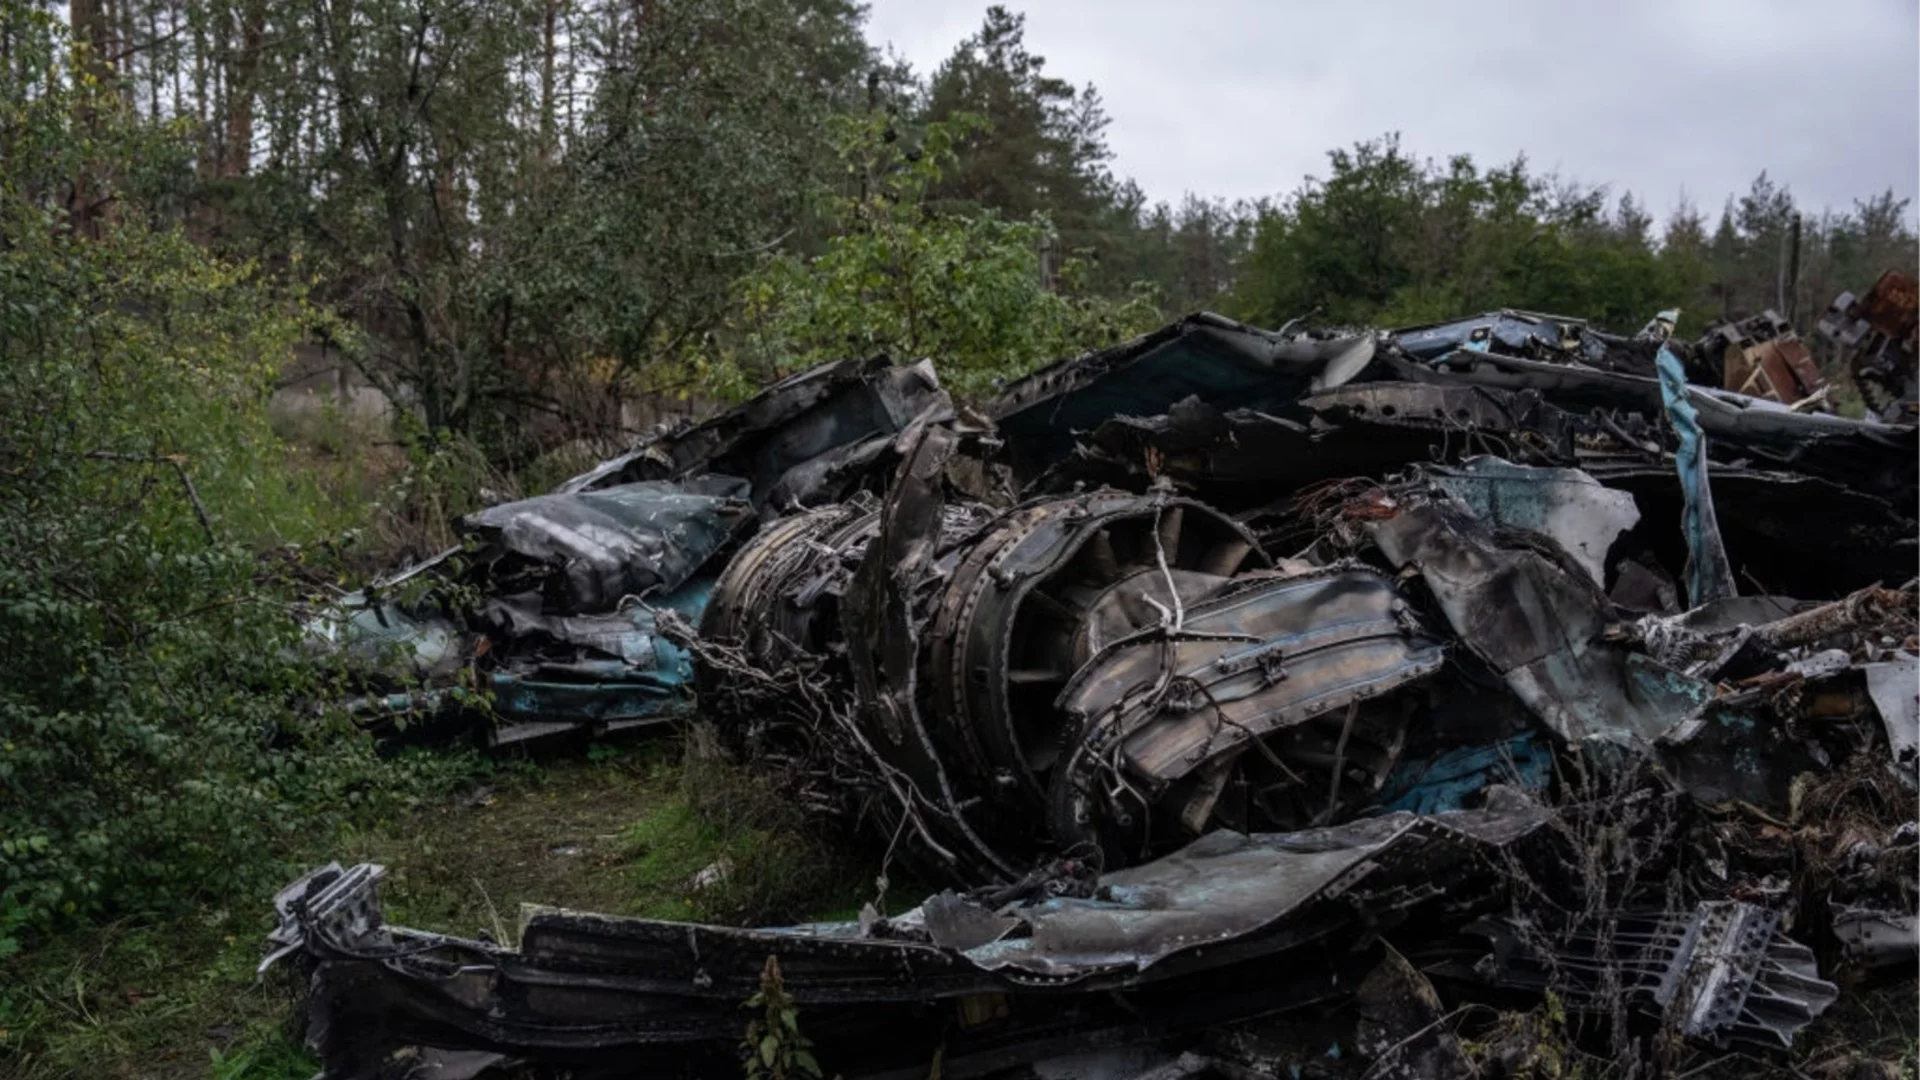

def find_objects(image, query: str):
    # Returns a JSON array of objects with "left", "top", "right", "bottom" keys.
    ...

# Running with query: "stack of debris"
[{"left": 275, "top": 298, "right": 1918, "bottom": 1079}]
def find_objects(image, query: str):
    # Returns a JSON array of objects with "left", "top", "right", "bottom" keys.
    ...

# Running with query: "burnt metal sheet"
[
  {"left": 1367, "top": 492, "right": 1711, "bottom": 744},
  {"left": 987, "top": 314, "right": 1379, "bottom": 476},
  {"left": 1429, "top": 456, "right": 1641, "bottom": 587},
  {"left": 559, "top": 356, "right": 946, "bottom": 507},
  {"left": 1590, "top": 464, "right": 1915, "bottom": 600},
  {"left": 264, "top": 802, "right": 1550, "bottom": 1079},
  {"left": 1029, "top": 382, "right": 1588, "bottom": 514},
  {"left": 953, "top": 807, "right": 1544, "bottom": 978},
  {"left": 1384, "top": 344, "right": 1917, "bottom": 506}
]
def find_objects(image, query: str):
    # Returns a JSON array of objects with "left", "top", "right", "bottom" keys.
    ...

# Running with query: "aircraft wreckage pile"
[{"left": 277, "top": 295, "right": 1919, "bottom": 1080}]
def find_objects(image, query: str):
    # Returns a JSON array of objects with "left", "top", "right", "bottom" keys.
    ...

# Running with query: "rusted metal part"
[
  {"left": 1754, "top": 581, "right": 1916, "bottom": 651},
  {"left": 1698, "top": 310, "right": 1827, "bottom": 404},
  {"left": 1820, "top": 269, "right": 1919, "bottom": 419}
]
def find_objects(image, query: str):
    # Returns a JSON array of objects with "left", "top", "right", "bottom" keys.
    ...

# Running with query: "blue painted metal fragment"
[
  {"left": 487, "top": 575, "right": 714, "bottom": 727},
  {"left": 1374, "top": 733, "right": 1553, "bottom": 815},
  {"left": 1656, "top": 344, "right": 1738, "bottom": 607}
]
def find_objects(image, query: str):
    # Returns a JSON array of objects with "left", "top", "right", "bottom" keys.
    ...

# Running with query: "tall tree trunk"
[
  {"left": 539, "top": 0, "right": 559, "bottom": 168},
  {"left": 223, "top": 0, "right": 264, "bottom": 175},
  {"left": 69, "top": 0, "right": 115, "bottom": 238}
]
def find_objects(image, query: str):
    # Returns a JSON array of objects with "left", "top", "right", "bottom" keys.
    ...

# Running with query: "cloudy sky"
[{"left": 864, "top": 0, "right": 1919, "bottom": 226}]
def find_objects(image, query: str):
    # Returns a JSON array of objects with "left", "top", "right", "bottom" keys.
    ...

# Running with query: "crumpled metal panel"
[
  {"left": 1367, "top": 490, "right": 1711, "bottom": 745},
  {"left": 558, "top": 356, "right": 945, "bottom": 507},
  {"left": 1429, "top": 456, "right": 1641, "bottom": 588},
  {"left": 1030, "top": 382, "right": 1588, "bottom": 513},
  {"left": 1303, "top": 379, "right": 1581, "bottom": 450},
  {"left": 943, "top": 806, "right": 1545, "bottom": 978},
  {"left": 1391, "top": 308, "right": 1673, "bottom": 379},
  {"left": 460, "top": 476, "right": 752, "bottom": 612},
  {"left": 1386, "top": 342, "right": 1917, "bottom": 507}
]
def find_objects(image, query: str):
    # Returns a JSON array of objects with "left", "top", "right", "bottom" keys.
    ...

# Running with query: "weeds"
[{"left": 743, "top": 956, "right": 823, "bottom": 1080}]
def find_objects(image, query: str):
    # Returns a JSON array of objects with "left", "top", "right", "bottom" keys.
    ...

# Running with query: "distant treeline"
[{"left": 16, "top": 0, "right": 1917, "bottom": 451}]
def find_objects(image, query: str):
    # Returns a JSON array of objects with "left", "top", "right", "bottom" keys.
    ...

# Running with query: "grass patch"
[
  {"left": 0, "top": 906, "right": 307, "bottom": 1078},
  {"left": 0, "top": 737, "right": 879, "bottom": 1079}
]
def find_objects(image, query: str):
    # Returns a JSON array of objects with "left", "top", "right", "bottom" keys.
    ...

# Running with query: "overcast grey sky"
[{"left": 864, "top": 0, "right": 1920, "bottom": 226}]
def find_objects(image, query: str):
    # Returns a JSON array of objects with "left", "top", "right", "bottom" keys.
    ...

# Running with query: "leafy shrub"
[
  {"left": 700, "top": 112, "right": 1161, "bottom": 400},
  {"left": 0, "top": 9, "right": 393, "bottom": 934}
]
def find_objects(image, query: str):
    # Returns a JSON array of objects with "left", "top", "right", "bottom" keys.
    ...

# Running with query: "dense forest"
[
  {"left": 0, "top": 0, "right": 1915, "bottom": 1070},
  {"left": 8, "top": 0, "right": 1916, "bottom": 451}
]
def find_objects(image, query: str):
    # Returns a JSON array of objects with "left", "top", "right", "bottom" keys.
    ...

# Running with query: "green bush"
[
  {"left": 0, "top": 8, "right": 390, "bottom": 939},
  {"left": 698, "top": 112, "right": 1161, "bottom": 400}
]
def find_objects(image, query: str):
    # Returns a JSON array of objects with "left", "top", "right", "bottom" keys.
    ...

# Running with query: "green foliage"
[
  {"left": 923, "top": 6, "right": 1113, "bottom": 252},
  {"left": 1229, "top": 134, "right": 1917, "bottom": 339},
  {"left": 704, "top": 111, "right": 1159, "bottom": 398},
  {"left": 742, "top": 956, "right": 822, "bottom": 1080},
  {"left": 1229, "top": 135, "right": 1694, "bottom": 332},
  {"left": 128, "top": 0, "right": 878, "bottom": 457},
  {"left": 0, "top": 7, "right": 404, "bottom": 935}
]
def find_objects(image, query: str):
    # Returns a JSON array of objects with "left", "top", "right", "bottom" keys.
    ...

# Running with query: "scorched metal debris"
[{"left": 275, "top": 297, "right": 1919, "bottom": 1080}]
